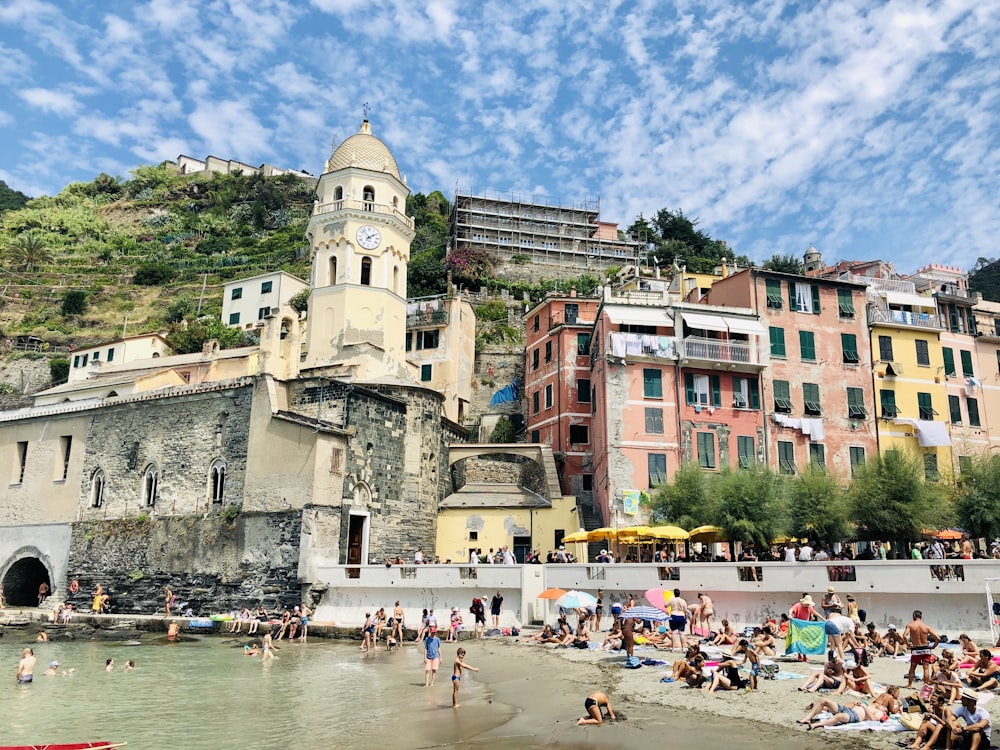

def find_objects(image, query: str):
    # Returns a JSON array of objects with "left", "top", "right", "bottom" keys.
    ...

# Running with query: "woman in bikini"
[
  {"left": 963, "top": 649, "right": 1000, "bottom": 691},
  {"left": 797, "top": 697, "right": 887, "bottom": 729},
  {"left": 711, "top": 619, "right": 737, "bottom": 646},
  {"left": 958, "top": 634, "right": 980, "bottom": 662}
]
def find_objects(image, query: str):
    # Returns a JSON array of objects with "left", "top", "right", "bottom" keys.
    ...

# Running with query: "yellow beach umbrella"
[
  {"left": 619, "top": 525, "right": 654, "bottom": 537},
  {"left": 587, "top": 527, "right": 619, "bottom": 542},
  {"left": 688, "top": 525, "right": 728, "bottom": 543},
  {"left": 561, "top": 530, "right": 590, "bottom": 544},
  {"left": 647, "top": 525, "right": 690, "bottom": 541}
]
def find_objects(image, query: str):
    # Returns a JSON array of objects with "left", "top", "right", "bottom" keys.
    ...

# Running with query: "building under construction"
[{"left": 450, "top": 190, "right": 641, "bottom": 270}]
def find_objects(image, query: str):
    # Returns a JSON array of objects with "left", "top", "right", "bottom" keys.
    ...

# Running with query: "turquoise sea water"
[{"left": 0, "top": 634, "right": 513, "bottom": 749}]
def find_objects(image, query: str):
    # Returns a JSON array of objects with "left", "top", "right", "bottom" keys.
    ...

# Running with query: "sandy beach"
[{"left": 447, "top": 631, "right": 971, "bottom": 750}]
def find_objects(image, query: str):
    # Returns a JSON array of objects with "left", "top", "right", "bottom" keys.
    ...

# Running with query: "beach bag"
[
  {"left": 511, "top": 627, "right": 519, "bottom": 636},
  {"left": 760, "top": 662, "right": 780, "bottom": 680},
  {"left": 502, "top": 627, "right": 512, "bottom": 636},
  {"left": 899, "top": 713, "right": 923, "bottom": 731},
  {"left": 624, "top": 655, "right": 642, "bottom": 669}
]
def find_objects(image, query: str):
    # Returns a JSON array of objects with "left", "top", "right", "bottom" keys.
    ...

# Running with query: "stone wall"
[
  {"left": 0, "top": 355, "right": 52, "bottom": 398},
  {"left": 64, "top": 510, "right": 303, "bottom": 615}
]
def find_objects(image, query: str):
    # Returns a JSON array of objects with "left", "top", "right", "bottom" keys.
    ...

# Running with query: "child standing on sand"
[{"left": 452, "top": 648, "right": 479, "bottom": 707}]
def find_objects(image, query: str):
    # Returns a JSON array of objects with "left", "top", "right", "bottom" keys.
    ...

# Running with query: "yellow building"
[
  {"left": 436, "top": 484, "right": 578, "bottom": 564},
  {"left": 972, "top": 299, "right": 1000, "bottom": 454}
]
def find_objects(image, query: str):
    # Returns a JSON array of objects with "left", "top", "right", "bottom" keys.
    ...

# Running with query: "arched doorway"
[{"left": 2, "top": 556, "right": 51, "bottom": 606}]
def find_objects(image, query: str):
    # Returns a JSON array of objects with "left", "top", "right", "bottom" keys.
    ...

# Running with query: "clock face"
[{"left": 356, "top": 225, "right": 381, "bottom": 250}]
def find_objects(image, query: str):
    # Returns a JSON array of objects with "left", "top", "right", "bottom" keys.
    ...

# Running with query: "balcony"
[
  {"left": 607, "top": 332, "right": 676, "bottom": 361},
  {"left": 313, "top": 198, "right": 414, "bottom": 230},
  {"left": 841, "top": 273, "right": 916, "bottom": 295},
  {"left": 406, "top": 310, "right": 448, "bottom": 327},
  {"left": 677, "top": 336, "right": 769, "bottom": 369},
  {"left": 867, "top": 307, "right": 944, "bottom": 330}
]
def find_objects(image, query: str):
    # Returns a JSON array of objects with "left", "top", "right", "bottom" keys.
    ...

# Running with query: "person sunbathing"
[
  {"left": 964, "top": 649, "right": 1000, "bottom": 690},
  {"left": 797, "top": 697, "right": 887, "bottom": 729},
  {"left": 799, "top": 654, "right": 845, "bottom": 693},
  {"left": 711, "top": 619, "right": 737, "bottom": 646},
  {"left": 872, "top": 684, "right": 901, "bottom": 715},
  {"left": 842, "top": 659, "right": 874, "bottom": 696},
  {"left": 668, "top": 645, "right": 705, "bottom": 682},
  {"left": 600, "top": 621, "right": 624, "bottom": 651},
  {"left": 880, "top": 624, "right": 906, "bottom": 656},
  {"left": 702, "top": 657, "right": 750, "bottom": 693},
  {"left": 753, "top": 625, "right": 776, "bottom": 656},
  {"left": 958, "top": 634, "right": 980, "bottom": 662},
  {"left": 553, "top": 617, "right": 574, "bottom": 646},
  {"left": 525, "top": 625, "right": 556, "bottom": 644}
]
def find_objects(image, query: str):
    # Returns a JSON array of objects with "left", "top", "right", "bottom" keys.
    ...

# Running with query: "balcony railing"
[
  {"left": 406, "top": 310, "right": 448, "bottom": 327},
  {"left": 313, "top": 199, "right": 414, "bottom": 230},
  {"left": 867, "top": 307, "right": 944, "bottom": 330},
  {"left": 841, "top": 273, "right": 916, "bottom": 295},
  {"left": 677, "top": 336, "right": 768, "bottom": 367}
]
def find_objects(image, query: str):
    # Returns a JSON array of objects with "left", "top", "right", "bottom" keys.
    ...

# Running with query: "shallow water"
[{"left": 0, "top": 634, "right": 514, "bottom": 748}]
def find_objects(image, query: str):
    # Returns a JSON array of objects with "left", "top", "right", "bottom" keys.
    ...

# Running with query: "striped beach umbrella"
[{"left": 621, "top": 605, "right": 669, "bottom": 622}]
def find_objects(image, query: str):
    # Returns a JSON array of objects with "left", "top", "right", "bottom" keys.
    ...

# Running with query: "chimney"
[
  {"left": 721, "top": 257, "right": 728, "bottom": 278},
  {"left": 569, "top": 286, "right": 577, "bottom": 298}
]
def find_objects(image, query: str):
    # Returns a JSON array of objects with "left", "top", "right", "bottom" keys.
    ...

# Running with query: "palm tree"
[{"left": 5, "top": 231, "right": 53, "bottom": 271}]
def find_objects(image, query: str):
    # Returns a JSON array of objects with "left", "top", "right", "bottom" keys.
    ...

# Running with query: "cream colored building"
[
  {"left": 221, "top": 271, "right": 309, "bottom": 331},
  {"left": 68, "top": 333, "right": 171, "bottom": 382},
  {"left": 406, "top": 293, "right": 476, "bottom": 424}
]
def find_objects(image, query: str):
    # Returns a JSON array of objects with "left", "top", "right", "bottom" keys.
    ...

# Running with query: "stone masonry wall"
[{"left": 65, "top": 511, "right": 302, "bottom": 615}]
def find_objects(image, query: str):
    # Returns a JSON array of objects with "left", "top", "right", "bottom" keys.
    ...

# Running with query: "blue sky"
[{"left": 1, "top": 0, "right": 998, "bottom": 274}]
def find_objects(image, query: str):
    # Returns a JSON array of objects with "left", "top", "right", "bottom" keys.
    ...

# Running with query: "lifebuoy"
[{"left": 68, "top": 579, "right": 79, "bottom": 594}]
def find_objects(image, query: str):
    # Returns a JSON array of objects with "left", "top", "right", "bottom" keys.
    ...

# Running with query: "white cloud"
[
  {"left": 18, "top": 88, "right": 82, "bottom": 116},
  {"left": 188, "top": 98, "right": 272, "bottom": 160}
]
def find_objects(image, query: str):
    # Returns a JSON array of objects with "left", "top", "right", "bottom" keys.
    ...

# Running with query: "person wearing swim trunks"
[
  {"left": 423, "top": 627, "right": 442, "bottom": 686},
  {"left": 946, "top": 688, "right": 992, "bottom": 750},
  {"left": 904, "top": 610, "right": 941, "bottom": 689},
  {"left": 16, "top": 648, "right": 35, "bottom": 684},
  {"left": 451, "top": 647, "right": 479, "bottom": 707},
  {"left": 665, "top": 589, "right": 687, "bottom": 649},
  {"left": 577, "top": 691, "right": 615, "bottom": 725},
  {"left": 797, "top": 697, "right": 885, "bottom": 729}
]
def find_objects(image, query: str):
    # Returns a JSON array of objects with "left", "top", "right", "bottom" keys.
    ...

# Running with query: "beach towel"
[
  {"left": 785, "top": 618, "right": 827, "bottom": 657},
  {"left": 624, "top": 656, "right": 642, "bottom": 669}
]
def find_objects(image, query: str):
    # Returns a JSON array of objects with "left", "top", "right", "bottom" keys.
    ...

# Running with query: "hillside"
[{"left": 968, "top": 257, "right": 1000, "bottom": 303}]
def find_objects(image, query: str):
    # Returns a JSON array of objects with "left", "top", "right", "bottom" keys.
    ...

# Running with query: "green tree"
[
  {"left": 133, "top": 262, "right": 176, "bottom": 286},
  {"left": 444, "top": 247, "right": 493, "bottom": 290},
  {"left": 846, "top": 451, "right": 953, "bottom": 552},
  {"left": 61, "top": 290, "right": 87, "bottom": 316},
  {"left": 49, "top": 357, "right": 70, "bottom": 385},
  {"left": 288, "top": 289, "right": 310, "bottom": 314},
  {"left": 0, "top": 179, "right": 29, "bottom": 214},
  {"left": 649, "top": 463, "right": 711, "bottom": 530},
  {"left": 489, "top": 416, "right": 515, "bottom": 443},
  {"left": 165, "top": 316, "right": 255, "bottom": 354},
  {"left": 710, "top": 466, "right": 786, "bottom": 552},
  {"left": 5, "top": 231, "right": 53, "bottom": 271},
  {"left": 761, "top": 254, "right": 805, "bottom": 275},
  {"left": 407, "top": 249, "right": 448, "bottom": 297},
  {"left": 786, "top": 466, "right": 850, "bottom": 547},
  {"left": 955, "top": 455, "right": 1000, "bottom": 542}
]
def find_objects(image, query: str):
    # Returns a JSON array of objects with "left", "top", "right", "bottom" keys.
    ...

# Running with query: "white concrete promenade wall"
[{"left": 313, "top": 560, "right": 1000, "bottom": 637}]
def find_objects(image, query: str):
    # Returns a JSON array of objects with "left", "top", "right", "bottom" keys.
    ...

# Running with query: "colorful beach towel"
[{"left": 785, "top": 618, "right": 827, "bottom": 657}]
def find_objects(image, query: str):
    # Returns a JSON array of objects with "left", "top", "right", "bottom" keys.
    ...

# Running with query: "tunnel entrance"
[{"left": 2, "top": 557, "right": 51, "bottom": 607}]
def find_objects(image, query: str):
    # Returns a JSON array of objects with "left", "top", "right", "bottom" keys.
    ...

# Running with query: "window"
[
  {"left": 405, "top": 332, "right": 412, "bottom": 351},
  {"left": 15, "top": 441, "right": 27, "bottom": 484},
  {"left": 847, "top": 387, "right": 867, "bottom": 418},
  {"left": 773, "top": 380, "right": 792, "bottom": 413},
  {"left": 878, "top": 335, "right": 894, "bottom": 362},
  {"left": 837, "top": 289, "right": 855, "bottom": 317},
  {"left": 92, "top": 351, "right": 99, "bottom": 362},
  {"left": 647, "top": 453, "right": 668, "bottom": 487},
  {"left": 415, "top": 330, "right": 439, "bottom": 350},
  {"left": 360, "top": 257, "right": 372, "bottom": 286},
  {"left": 82, "top": 353, "right": 88, "bottom": 366},
  {"left": 769, "top": 326, "right": 786, "bottom": 357},
  {"left": 565, "top": 303, "right": 579, "bottom": 324},
  {"left": 799, "top": 330, "right": 816, "bottom": 361},
  {"left": 532, "top": 392, "right": 539, "bottom": 414},
  {"left": 544, "top": 384, "right": 553, "bottom": 409},
  {"left": 803, "top": 383, "right": 821, "bottom": 415},
  {"left": 809, "top": 443, "right": 826, "bottom": 469},
  {"left": 959, "top": 455, "right": 972, "bottom": 474},
  {"left": 578, "top": 378, "right": 591, "bottom": 403},
  {"left": 569, "top": 425, "right": 589, "bottom": 444},
  {"left": 231, "top": 287, "right": 243, "bottom": 300},
  {"left": 915, "top": 339, "right": 929, "bottom": 367},
  {"left": 737, "top": 436, "right": 755, "bottom": 468},
  {"left": 961, "top": 350, "right": 974, "bottom": 377},
  {"left": 792, "top": 282, "right": 820, "bottom": 314},
  {"left": 73, "top": 355, "right": 80, "bottom": 368},
  {"left": 58, "top": 436, "right": 72, "bottom": 481},
  {"left": 917, "top": 392, "right": 935, "bottom": 420},
  {"left": 577, "top": 333, "right": 590, "bottom": 355},
  {"left": 530, "top": 429, "right": 539, "bottom": 443},
  {"left": 849, "top": 447, "right": 866, "bottom": 475},
  {"left": 106, "top": 348, "right": 114, "bottom": 362},
  {"left": 733, "top": 376, "right": 760, "bottom": 409},
  {"left": 943, "top": 347, "right": 956, "bottom": 377},
  {"left": 142, "top": 464, "right": 159, "bottom": 507},
  {"left": 765, "top": 278, "right": 783, "bottom": 308},
  {"left": 643, "top": 368, "right": 663, "bottom": 398},
  {"left": 229, "top": 312, "right": 240, "bottom": 325},
  {"left": 777, "top": 441, "right": 795, "bottom": 474},
  {"left": 533, "top": 315, "right": 539, "bottom": 332},
  {"left": 420, "top": 364, "right": 432, "bottom": 382},
  {"left": 949, "top": 395, "right": 962, "bottom": 424},
  {"left": 545, "top": 341, "right": 552, "bottom": 363},
  {"left": 697, "top": 432, "right": 716, "bottom": 469},
  {"left": 258, "top": 306, "right": 271, "bottom": 320},
  {"left": 968, "top": 397, "right": 981, "bottom": 427},
  {"left": 645, "top": 408, "right": 664, "bottom": 434},
  {"left": 261, "top": 280, "right": 272, "bottom": 294},
  {"left": 684, "top": 373, "right": 721, "bottom": 407},
  {"left": 880, "top": 389, "right": 899, "bottom": 417},
  {"left": 209, "top": 459, "right": 226, "bottom": 504},
  {"left": 924, "top": 453, "right": 938, "bottom": 481},
  {"left": 90, "top": 468, "right": 105, "bottom": 507},
  {"left": 532, "top": 348, "right": 539, "bottom": 370}
]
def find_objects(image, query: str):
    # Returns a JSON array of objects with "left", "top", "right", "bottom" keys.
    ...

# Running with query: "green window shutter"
[
  {"left": 847, "top": 387, "right": 866, "bottom": 418},
  {"left": 968, "top": 398, "right": 981, "bottom": 427},
  {"left": 924, "top": 454, "right": 938, "bottom": 481},
  {"left": 774, "top": 379, "right": 792, "bottom": 412},
  {"left": 684, "top": 373, "right": 696, "bottom": 405},
  {"left": 809, "top": 443, "right": 826, "bottom": 468},
  {"left": 803, "top": 383, "right": 821, "bottom": 415},
  {"left": 697, "top": 432, "right": 715, "bottom": 469},
  {"left": 880, "top": 389, "right": 898, "bottom": 417},
  {"left": 710, "top": 375, "right": 721, "bottom": 407},
  {"left": 778, "top": 441, "right": 795, "bottom": 474},
  {"left": 917, "top": 392, "right": 935, "bottom": 419},
  {"left": 765, "top": 278, "right": 783, "bottom": 308},
  {"left": 788, "top": 280, "right": 796, "bottom": 310},
  {"left": 943, "top": 347, "right": 956, "bottom": 377},
  {"left": 769, "top": 326, "right": 786, "bottom": 357},
  {"left": 961, "top": 350, "right": 974, "bottom": 377},
  {"left": 949, "top": 395, "right": 962, "bottom": 423},
  {"left": 811, "top": 285, "right": 821, "bottom": 314},
  {"left": 799, "top": 331, "right": 816, "bottom": 361},
  {"left": 737, "top": 436, "right": 754, "bottom": 468},
  {"left": 841, "top": 333, "right": 859, "bottom": 363},
  {"left": 644, "top": 368, "right": 662, "bottom": 398},
  {"left": 837, "top": 289, "right": 855, "bottom": 317},
  {"left": 748, "top": 379, "right": 760, "bottom": 410},
  {"left": 849, "top": 447, "right": 865, "bottom": 472}
]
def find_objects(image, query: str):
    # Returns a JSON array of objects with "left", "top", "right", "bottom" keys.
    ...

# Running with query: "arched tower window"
[
  {"left": 334, "top": 185, "right": 343, "bottom": 202},
  {"left": 209, "top": 459, "right": 226, "bottom": 505},
  {"left": 142, "top": 464, "right": 159, "bottom": 507},
  {"left": 393, "top": 265, "right": 399, "bottom": 294},
  {"left": 363, "top": 186, "right": 375, "bottom": 210},
  {"left": 329, "top": 255, "right": 337, "bottom": 286},
  {"left": 91, "top": 469, "right": 106, "bottom": 508},
  {"left": 392, "top": 196, "right": 399, "bottom": 209},
  {"left": 360, "top": 257, "right": 372, "bottom": 286}
]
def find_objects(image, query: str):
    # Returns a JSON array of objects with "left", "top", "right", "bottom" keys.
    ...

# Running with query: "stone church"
[{"left": 0, "top": 120, "right": 474, "bottom": 612}]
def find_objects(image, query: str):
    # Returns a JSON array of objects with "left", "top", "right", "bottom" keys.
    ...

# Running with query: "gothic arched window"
[
  {"left": 329, "top": 255, "right": 337, "bottom": 286},
  {"left": 91, "top": 469, "right": 106, "bottom": 508},
  {"left": 142, "top": 464, "right": 159, "bottom": 507},
  {"left": 363, "top": 185, "right": 375, "bottom": 210},
  {"left": 393, "top": 265, "right": 399, "bottom": 294},
  {"left": 334, "top": 185, "right": 343, "bottom": 202},
  {"left": 360, "top": 257, "right": 372, "bottom": 286},
  {"left": 209, "top": 459, "right": 226, "bottom": 505}
]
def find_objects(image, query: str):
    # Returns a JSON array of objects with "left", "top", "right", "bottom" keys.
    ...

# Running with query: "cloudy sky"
[{"left": 1, "top": 0, "right": 998, "bottom": 272}]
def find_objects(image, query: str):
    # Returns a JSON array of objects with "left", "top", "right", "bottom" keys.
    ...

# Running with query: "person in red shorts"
[{"left": 904, "top": 609, "right": 941, "bottom": 688}]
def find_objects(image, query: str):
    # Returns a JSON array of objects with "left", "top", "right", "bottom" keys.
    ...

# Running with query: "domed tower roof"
[{"left": 325, "top": 119, "right": 400, "bottom": 180}]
